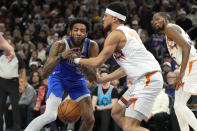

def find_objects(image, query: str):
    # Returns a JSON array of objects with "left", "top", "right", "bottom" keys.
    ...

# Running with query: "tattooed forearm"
[
  {"left": 43, "top": 41, "right": 65, "bottom": 78},
  {"left": 43, "top": 57, "right": 61, "bottom": 78}
]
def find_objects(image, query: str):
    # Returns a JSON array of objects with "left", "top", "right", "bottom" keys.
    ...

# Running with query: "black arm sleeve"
[
  {"left": 111, "top": 88, "right": 119, "bottom": 99},
  {"left": 92, "top": 86, "right": 98, "bottom": 96},
  {"left": 16, "top": 54, "right": 25, "bottom": 70}
]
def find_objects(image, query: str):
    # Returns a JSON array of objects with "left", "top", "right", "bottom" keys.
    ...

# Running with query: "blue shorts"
[{"left": 46, "top": 74, "right": 90, "bottom": 101}]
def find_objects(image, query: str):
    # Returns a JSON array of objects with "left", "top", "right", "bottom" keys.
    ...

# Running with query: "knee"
[
  {"left": 111, "top": 109, "right": 116, "bottom": 119},
  {"left": 44, "top": 112, "right": 57, "bottom": 122}
]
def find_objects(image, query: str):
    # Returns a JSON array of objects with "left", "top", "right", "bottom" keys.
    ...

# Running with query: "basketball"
[{"left": 58, "top": 99, "right": 81, "bottom": 123}]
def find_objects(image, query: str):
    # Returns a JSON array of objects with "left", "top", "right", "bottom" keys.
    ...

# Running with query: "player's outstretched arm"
[
  {"left": 43, "top": 40, "right": 73, "bottom": 78},
  {"left": 97, "top": 67, "right": 127, "bottom": 83},
  {"left": 80, "top": 40, "right": 99, "bottom": 82},
  {"left": 165, "top": 25, "right": 191, "bottom": 88},
  {"left": 74, "top": 30, "right": 121, "bottom": 67}
]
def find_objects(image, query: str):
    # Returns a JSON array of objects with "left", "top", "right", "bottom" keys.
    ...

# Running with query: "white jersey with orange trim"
[
  {"left": 113, "top": 26, "right": 161, "bottom": 83},
  {"left": 166, "top": 25, "right": 197, "bottom": 94},
  {"left": 166, "top": 24, "right": 197, "bottom": 65}
]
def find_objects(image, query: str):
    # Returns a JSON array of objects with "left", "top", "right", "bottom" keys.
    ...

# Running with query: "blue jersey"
[
  {"left": 51, "top": 36, "right": 90, "bottom": 80},
  {"left": 46, "top": 36, "right": 91, "bottom": 100},
  {"left": 97, "top": 84, "right": 114, "bottom": 107}
]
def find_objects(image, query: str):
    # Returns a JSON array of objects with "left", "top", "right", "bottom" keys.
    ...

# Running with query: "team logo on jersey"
[
  {"left": 166, "top": 37, "right": 177, "bottom": 50},
  {"left": 113, "top": 50, "right": 126, "bottom": 60}
]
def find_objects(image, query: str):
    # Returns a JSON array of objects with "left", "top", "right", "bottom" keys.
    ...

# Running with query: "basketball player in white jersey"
[
  {"left": 0, "top": 34, "right": 15, "bottom": 61},
  {"left": 153, "top": 12, "right": 197, "bottom": 131},
  {"left": 72, "top": 2, "right": 163, "bottom": 131}
]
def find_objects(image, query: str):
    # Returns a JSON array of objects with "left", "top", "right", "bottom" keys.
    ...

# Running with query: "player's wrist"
[
  {"left": 74, "top": 58, "right": 81, "bottom": 64},
  {"left": 57, "top": 53, "right": 63, "bottom": 60}
]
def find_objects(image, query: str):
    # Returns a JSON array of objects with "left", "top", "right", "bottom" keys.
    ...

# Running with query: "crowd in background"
[{"left": 0, "top": 0, "right": 197, "bottom": 131}]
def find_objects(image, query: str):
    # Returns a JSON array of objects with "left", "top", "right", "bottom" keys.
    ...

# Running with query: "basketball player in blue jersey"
[
  {"left": 153, "top": 12, "right": 197, "bottom": 131},
  {"left": 25, "top": 18, "right": 99, "bottom": 131}
]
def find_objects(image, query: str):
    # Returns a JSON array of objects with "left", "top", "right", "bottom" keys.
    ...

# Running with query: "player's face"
[
  {"left": 103, "top": 13, "right": 113, "bottom": 30},
  {"left": 152, "top": 14, "right": 165, "bottom": 32},
  {"left": 71, "top": 23, "right": 87, "bottom": 46}
]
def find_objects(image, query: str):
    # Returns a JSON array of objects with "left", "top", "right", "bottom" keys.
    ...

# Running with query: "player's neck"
[
  {"left": 111, "top": 23, "right": 124, "bottom": 31},
  {"left": 70, "top": 39, "right": 84, "bottom": 49}
]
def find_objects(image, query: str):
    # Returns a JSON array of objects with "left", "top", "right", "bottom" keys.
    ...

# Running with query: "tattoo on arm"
[{"left": 43, "top": 41, "right": 65, "bottom": 78}]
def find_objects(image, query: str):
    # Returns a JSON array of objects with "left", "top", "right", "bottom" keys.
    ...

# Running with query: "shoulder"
[
  {"left": 164, "top": 24, "right": 182, "bottom": 39},
  {"left": 89, "top": 40, "right": 98, "bottom": 47},
  {"left": 165, "top": 24, "right": 182, "bottom": 34},
  {"left": 53, "top": 40, "right": 66, "bottom": 47},
  {"left": 50, "top": 39, "right": 66, "bottom": 53}
]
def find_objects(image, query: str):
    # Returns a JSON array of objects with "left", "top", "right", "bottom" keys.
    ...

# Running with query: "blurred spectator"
[
  {"left": 163, "top": 53, "right": 177, "bottom": 71},
  {"left": 165, "top": 72, "right": 176, "bottom": 98},
  {"left": 176, "top": 9, "right": 193, "bottom": 31},
  {"left": 150, "top": 33, "right": 166, "bottom": 63},
  {"left": 29, "top": 61, "right": 38, "bottom": 73},
  {"left": 162, "top": 61, "right": 172, "bottom": 84},
  {"left": 4, "top": 78, "right": 37, "bottom": 130},
  {"left": 140, "top": 29, "right": 156, "bottom": 57},
  {"left": 131, "top": 20, "right": 142, "bottom": 36},
  {"left": 27, "top": 71, "right": 42, "bottom": 124},
  {"left": 37, "top": 42, "right": 46, "bottom": 62},
  {"left": 92, "top": 71, "right": 118, "bottom": 131},
  {"left": 187, "top": 5, "right": 197, "bottom": 25},
  {"left": 29, "top": 50, "right": 38, "bottom": 66},
  {"left": 34, "top": 78, "right": 48, "bottom": 116},
  {"left": 18, "top": 77, "right": 36, "bottom": 129}
]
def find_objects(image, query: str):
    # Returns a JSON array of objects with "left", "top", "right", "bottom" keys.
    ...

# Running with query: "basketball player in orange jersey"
[
  {"left": 25, "top": 18, "right": 98, "bottom": 131},
  {"left": 72, "top": 2, "right": 163, "bottom": 131},
  {"left": 152, "top": 12, "right": 197, "bottom": 131},
  {"left": 0, "top": 34, "right": 15, "bottom": 61}
]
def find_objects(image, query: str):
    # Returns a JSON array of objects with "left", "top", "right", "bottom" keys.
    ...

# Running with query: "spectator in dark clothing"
[
  {"left": 165, "top": 72, "right": 176, "bottom": 98},
  {"left": 176, "top": 9, "right": 193, "bottom": 31},
  {"left": 92, "top": 71, "right": 119, "bottom": 131}
]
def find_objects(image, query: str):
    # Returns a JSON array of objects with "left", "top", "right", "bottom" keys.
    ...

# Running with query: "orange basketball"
[{"left": 58, "top": 99, "right": 81, "bottom": 123}]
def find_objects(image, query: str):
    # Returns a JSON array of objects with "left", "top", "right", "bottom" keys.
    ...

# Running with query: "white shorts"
[
  {"left": 182, "top": 58, "right": 197, "bottom": 94},
  {"left": 118, "top": 71, "right": 163, "bottom": 121}
]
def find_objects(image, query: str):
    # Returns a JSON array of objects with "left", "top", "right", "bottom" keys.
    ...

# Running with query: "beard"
[
  {"left": 70, "top": 35, "right": 85, "bottom": 47},
  {"left": 153, "top": 24, "right": 165, "bottom": 33}
]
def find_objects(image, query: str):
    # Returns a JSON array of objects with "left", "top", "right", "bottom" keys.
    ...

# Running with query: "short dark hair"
[
  {"left": 107, "top": 2, "right": 128, "bottom": 24},
  {"left": 157, "top": 12, "right": 171, "bottom": 21},
  {"left": 69, "top": 18, "right": 90, "bottom": 32}
]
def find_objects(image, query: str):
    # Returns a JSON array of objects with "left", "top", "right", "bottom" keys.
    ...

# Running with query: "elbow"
[
  {"left": 186, "top": 44, "right": 191, "bottom": 52},
  {"left": 42, "top": 69, "right": 49, "bottom": 79}
]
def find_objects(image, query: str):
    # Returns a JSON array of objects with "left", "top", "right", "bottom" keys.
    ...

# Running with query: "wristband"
[
  {"left": 74, "top": 58, "right": 81, "bottom": 64},
  {"left": 57, "top": 53, "right": 63, "bottom": 60}
]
